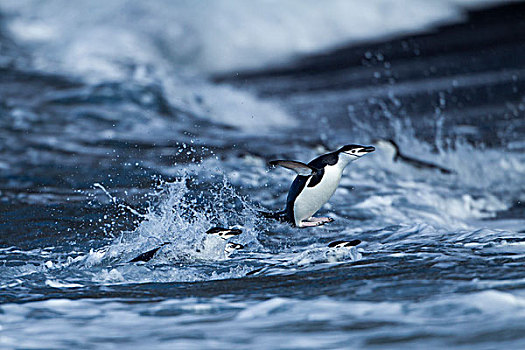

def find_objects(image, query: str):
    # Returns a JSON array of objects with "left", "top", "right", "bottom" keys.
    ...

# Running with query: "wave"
[{"left": 1, "top": 0, "right": 506, "bottom": 76}]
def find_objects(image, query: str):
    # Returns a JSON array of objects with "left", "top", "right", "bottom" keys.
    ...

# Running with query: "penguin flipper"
[
  {"left": 129, "top": 242, "right": 170, "bottom": 263},
  {"left": 269, "top": 160, "right": 318, "bottom": 176}
]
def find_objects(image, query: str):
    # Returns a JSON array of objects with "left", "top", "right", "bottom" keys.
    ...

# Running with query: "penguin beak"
[
  {"left": 353, "top": 146, "right": 375, "bottom": 157},
  {"left": 342, "top": 145, "right": 375, "bottom": 157}
]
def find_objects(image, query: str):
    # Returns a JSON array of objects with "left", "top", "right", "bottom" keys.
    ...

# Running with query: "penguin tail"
[{"left": 257, "top": 209, "right": 288, "bottom": 222}]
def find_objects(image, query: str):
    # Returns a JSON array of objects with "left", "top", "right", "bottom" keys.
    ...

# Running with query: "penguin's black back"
[
  {"left": 285, "top": 152, "right": 340, "bottom": 223},
  {"left": 285, "top": 175, "right": 309, "bottom": 223},
  {"left": 308, "top": 152, "right": 339, "bottom": 168}
]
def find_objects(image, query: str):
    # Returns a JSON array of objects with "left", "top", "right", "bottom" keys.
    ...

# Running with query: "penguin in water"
[
  {"left": 327, "top": 239, "right": 361, "bottom": 248},
  {"left": 246, "top": 239, "right": 362, "bottom": 276},
  {"left": 265, "top": 144, "right": 375, "bottom": 227},
  {"left": 224, "top": 242, "right": 244, "bottom": 256},
  {"left": 128, "top": 227, "right": 243, "bottom": 263},
  {"left": 206, "top": 227, "right": 242, "bottom": 239},
  {"left": 375, "top": 139, "right": 454, "bottom": 174}
]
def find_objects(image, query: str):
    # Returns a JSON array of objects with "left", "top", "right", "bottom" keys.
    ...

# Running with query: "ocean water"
[{"left": 1, "top": 1, "right": 525, "bottom": 349}]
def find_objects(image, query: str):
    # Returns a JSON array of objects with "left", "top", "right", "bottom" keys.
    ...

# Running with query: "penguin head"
[
  {"left": 373, "top": 139, "right": 399, "bottom": 160},
  {"left": 337, "top": 144, "right": 375, "bottom": 160},
  {"left": 224, "top": 242, "right": 244, "bottom": 256}
]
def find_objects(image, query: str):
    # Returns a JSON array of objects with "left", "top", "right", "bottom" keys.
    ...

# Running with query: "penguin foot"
[
  {"left": 298, "top": 221, "right": 323, "bottom": 228},
  {"left": 307, "top": 217, "right": 334, "bottom": 224}
]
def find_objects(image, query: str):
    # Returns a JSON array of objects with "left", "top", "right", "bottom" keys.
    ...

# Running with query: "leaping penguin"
[
  {"left": 267, "top": 144, "right": 375, "bottom": 227},
  {"left": 375, "top": 139, "right": 454, "bottom": 174}
]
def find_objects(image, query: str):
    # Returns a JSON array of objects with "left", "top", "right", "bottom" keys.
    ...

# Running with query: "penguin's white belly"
[{"left": 293, "top": 165, "right": 342, "bottom": 224}]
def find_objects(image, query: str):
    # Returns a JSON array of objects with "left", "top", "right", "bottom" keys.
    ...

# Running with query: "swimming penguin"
[
  {"left": 269, "top": 144, "right": 375, "bottom": 227},
  {"left": 246, "top": 240, "right": 362, "bottom": 276},
  {"left": 224, "top": 242, "right": 244, "bottom": 256},
  {"left": 375, "top": 139, "right": 453, "bottom": 174},
  {"left": 128, "top": 227, "right": 243, "bottom": 263},
  {"left": 327, "top": 239, "right": 361, "bottom": 248},
  {"left": 206, "top": 227, "right": 242, "bottom": 240}
]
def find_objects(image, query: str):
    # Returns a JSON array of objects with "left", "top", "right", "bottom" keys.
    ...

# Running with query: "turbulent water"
[{"left": 1, "top": 1, "right": 525, "bottom": 349}]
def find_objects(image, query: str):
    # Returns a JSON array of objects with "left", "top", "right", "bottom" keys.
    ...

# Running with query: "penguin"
[
  {"left": 224, "top": 242, "right": 244, "bottom": 256},
  {"left": 246, "top": 240, "right": 362, "bottom": 276},
  {"left": 128, "top": 227, "right": 243, "bottom": 263},
  {"left": 327, "top": 239, "right": 361, "bottom": 248},
  {"left": 375, "top": 139, "right": 454, "bottom": 174},
  {"left": 269, "top": 144, "right": 375, "bottom": 227},
  {"left": 206, "top": 227, "right": 242, "bottom": 240}
]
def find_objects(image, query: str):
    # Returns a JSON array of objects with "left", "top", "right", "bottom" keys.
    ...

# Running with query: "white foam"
[
  {"left": 78, "top": 173, "right": 262, "bottom": 284},
  {"left": 45, "top": 280, "right": 83, "bottom": 288},
  {"left": 236, "top": 297, "right": 290, "bottom": 320},
  {"left": 2, "top": 292, "right": 525, "bottom": 349},
  {"left": 0, "top": 0, "right": 508, "bottom": 134},
  {"left": 349, "top": 137, "right": 525, "bottom": 231},
  {"left": 1, "top": 0, "right": 505, "bottom": 74}
]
